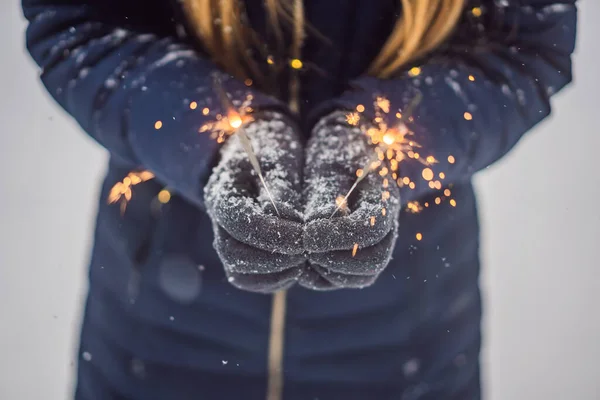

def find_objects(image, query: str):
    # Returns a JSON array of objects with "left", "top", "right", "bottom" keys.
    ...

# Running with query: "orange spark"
[
  {"left": 108, "top": 170, "right": 155, "bottom": 212},
  {"left": 346, "top": 112, "right": 361, "bottom": 126},
  {"left": 158, "top": 189, "right": 171, "bottom": 204},
  {"left": 408, "top": 67, "right": 421, "bottom": 77},
  {"left": 406, "top": 201, "right": 423, "bottom": 214},
  {"left": 422, "top": 168, "right": 434, "bottom": 181},
  {"left": 290, "top": 59, "right": 303, "bottom": 69}
]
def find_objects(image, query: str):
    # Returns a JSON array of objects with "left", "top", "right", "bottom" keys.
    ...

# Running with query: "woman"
[{"left": 22, "top": 0, "right": 577, "bottom": 399}]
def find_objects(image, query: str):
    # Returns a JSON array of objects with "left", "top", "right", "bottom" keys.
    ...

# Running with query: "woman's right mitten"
[{"left": 204, "top": 113, "right": 306, "bottom": 293}]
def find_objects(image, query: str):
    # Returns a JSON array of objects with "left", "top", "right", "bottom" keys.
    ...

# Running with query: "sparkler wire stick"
[
  {"left": 212, "top": 74, "right": 280, "bottom": 216},
  {"left": 236, "top": 124, "right": 280, "bottom": 216},
  {"left": 330, "top": 91, "right": 424, "bottom": 218},
  {"left": 329, "top": 152, "right": 379, "bottom": 219}
]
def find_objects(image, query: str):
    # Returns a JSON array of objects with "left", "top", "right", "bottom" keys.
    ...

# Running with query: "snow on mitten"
[
  {"left": 301, "top": 111, "right": 401, "bottom": 290},
  {"left": 204, "top": 112, "right": 306, "bottom": 293}
]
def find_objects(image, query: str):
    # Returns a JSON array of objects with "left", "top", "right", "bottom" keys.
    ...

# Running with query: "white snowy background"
[{"left": 1, "top": 2, "right": 598, "bottom": 399}]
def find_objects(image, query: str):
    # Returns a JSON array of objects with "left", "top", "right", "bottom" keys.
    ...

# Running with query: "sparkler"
[
  {"left": 210, "top": 74, "right": 280, "bottom": 216},
  {"left": 330, "top": 92, "right": 429, "bottom": 218},
  {"left": 108, "top": 74, "right": 280, "bottom": 216}
]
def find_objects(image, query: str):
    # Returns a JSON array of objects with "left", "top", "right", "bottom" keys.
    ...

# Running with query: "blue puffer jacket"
[{"left": 22, "top": 1, "right": 577, "bottom": 399}]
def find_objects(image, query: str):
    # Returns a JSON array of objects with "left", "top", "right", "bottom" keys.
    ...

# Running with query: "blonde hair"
[{"left": 182, "top": 0, "right": 465, "bottom": 90}]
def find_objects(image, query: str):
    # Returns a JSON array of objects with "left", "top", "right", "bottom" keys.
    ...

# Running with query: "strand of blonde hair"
[{"left": 370, "top": 0, "right": 465, "bottom": 77}]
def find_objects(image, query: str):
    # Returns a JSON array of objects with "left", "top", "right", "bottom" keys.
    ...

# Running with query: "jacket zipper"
[{"left": 267, "top": 290, "right": 287, "bottom": 400}]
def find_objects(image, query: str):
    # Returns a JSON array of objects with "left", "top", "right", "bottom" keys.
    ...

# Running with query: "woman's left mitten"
[{"left": 301, "top": 112, "right": 401, "bottom": 290}]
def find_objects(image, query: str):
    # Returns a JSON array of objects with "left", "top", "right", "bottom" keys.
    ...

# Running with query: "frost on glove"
[
  {"left": 301, "top": 112, "right": 401, "bottom": 289},
  {"left": 204, "top": 113, "right": 305, "bottom": 293}
]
